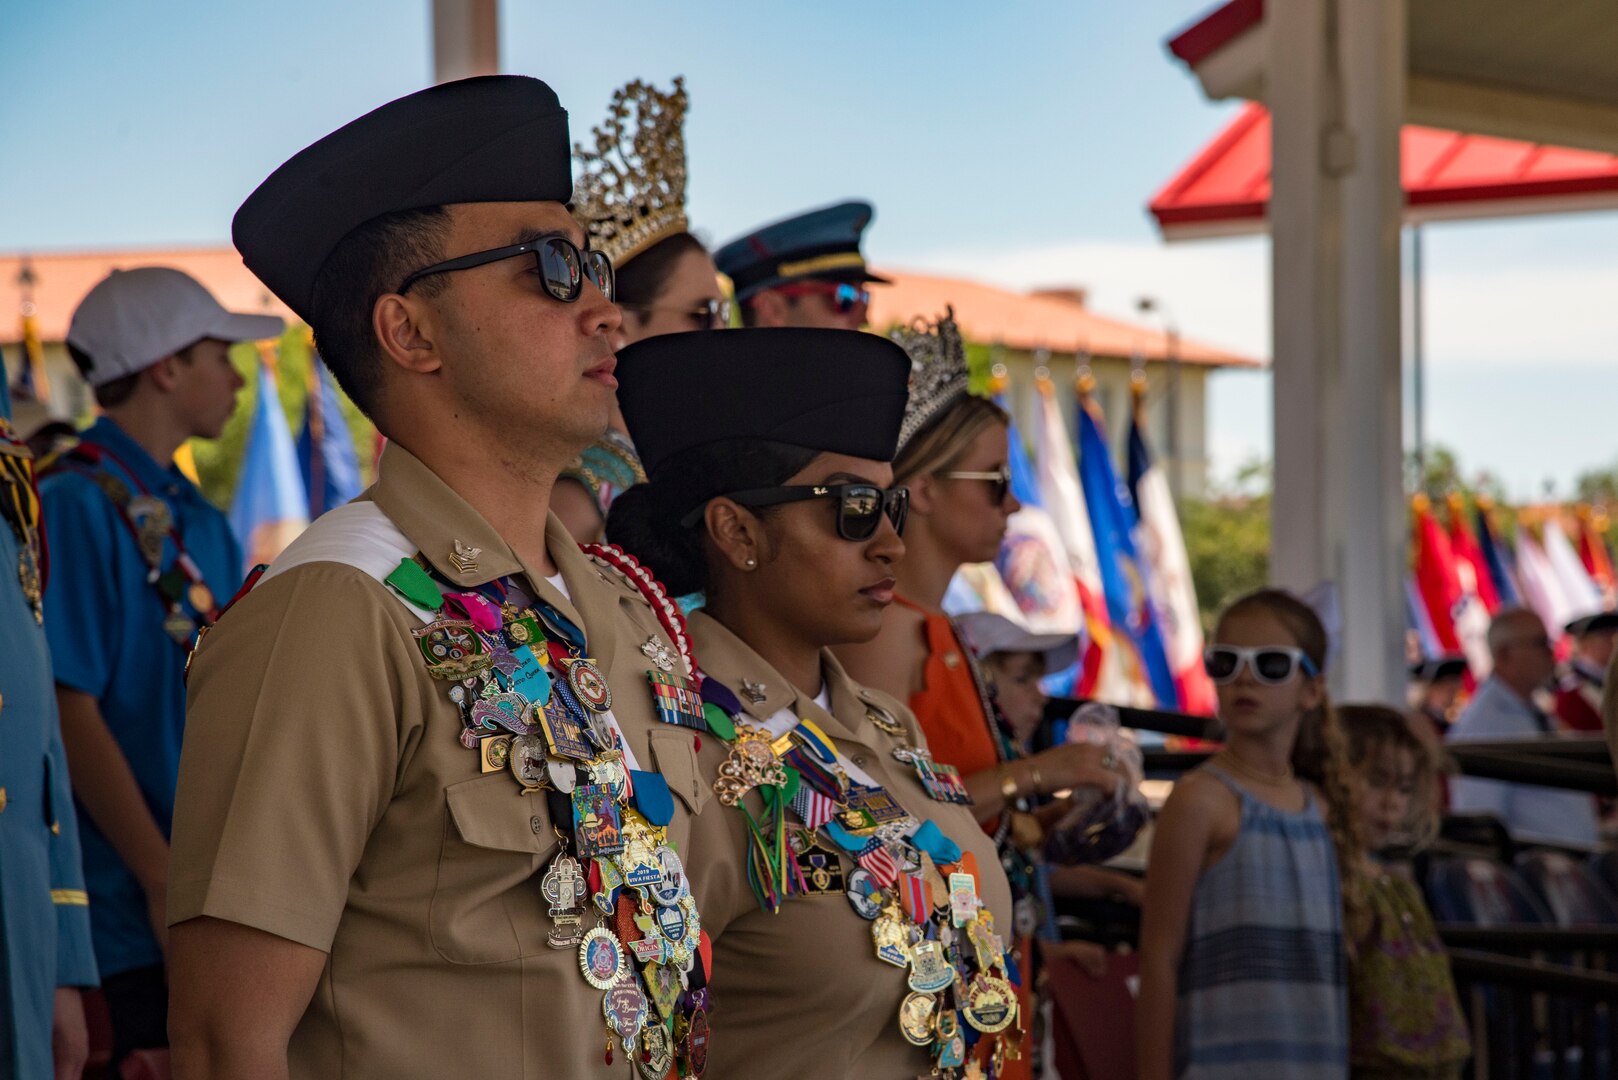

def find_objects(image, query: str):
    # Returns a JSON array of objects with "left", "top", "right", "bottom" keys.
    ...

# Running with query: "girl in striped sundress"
[{"left": 1138, "top": 589, "right": 1364, "bottom": 1080}]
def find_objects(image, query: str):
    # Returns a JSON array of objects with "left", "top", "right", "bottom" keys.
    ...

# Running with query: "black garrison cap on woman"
[
  {"left": 615, "top": 328, "right": 912, "bottom": 479},
  {"left": 233, "top": 75, "right": 573, "bottom": 322}
]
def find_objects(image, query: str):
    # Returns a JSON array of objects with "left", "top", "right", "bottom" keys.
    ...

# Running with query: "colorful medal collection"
[
  {"left": 0, "top": 419, "right": 44, "bottom": 622},
  {"left": 697, "top": 673, "right": 1024, "bottom": 1078},
  {"left": 387, "top": 550, "right": 709, "bottom": 1079}
]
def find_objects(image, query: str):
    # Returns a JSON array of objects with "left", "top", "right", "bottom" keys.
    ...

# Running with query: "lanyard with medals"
[
  {"left": 0, "top": 419, "right": 44, "bottom": 622},
  {"left": 697, "top": 671, "right": 1024, "bottom": 1078},
  {"left": 48, "top": 439, "right": 222, "bottom": 644},
  {"left": 388, "top": 547, "right": 709, "bottom": 1078}
]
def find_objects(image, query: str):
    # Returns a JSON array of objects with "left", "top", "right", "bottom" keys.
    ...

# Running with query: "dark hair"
[
  {"left": 307, "top": 206, "right": 452, "bottom": 418},
  {"left": 1337, "top": 703, "right": 1442, "bottom": 850},
  {"left": 605, "top": 438, "right": 818, "bottom": 595},
  {"left": 69, "top": 340, "right": 203, "bottom": 409},
  {"left": 615, "top": 231, "right": 708, "bottom": 308}
]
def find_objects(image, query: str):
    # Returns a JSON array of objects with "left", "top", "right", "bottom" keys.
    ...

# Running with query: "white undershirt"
[{"left": 547, "top": 572, "right": 570, "bottom": 600}]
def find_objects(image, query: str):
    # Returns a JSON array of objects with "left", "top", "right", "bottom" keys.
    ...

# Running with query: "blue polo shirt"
[{"left": 40, "top": 417, "right": 242, "bottom": 977}]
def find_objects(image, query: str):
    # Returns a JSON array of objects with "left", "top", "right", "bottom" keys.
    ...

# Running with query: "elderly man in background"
[{"left": 1448, "top": 607, "right": 1600, "bottom": 847}]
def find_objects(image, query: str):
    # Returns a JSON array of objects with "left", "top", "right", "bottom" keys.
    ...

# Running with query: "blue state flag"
[
  {"left": 298, "top": 355, "right": 363, "bottom": 518},
  {"left": 230, "top": 363, "right": 309, "bottom": 571},
  {"left": 1075, "top": 398, "right": 1179, "bottom": 709},
  {"left": 996, "top": 393, "right": 1042, "bottom": 509}
]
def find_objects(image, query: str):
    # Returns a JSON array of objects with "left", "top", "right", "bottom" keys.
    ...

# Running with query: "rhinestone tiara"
[
  {"left": 572, "top": 77, "right": 690, "bottom": 268},
  {"left": 890, "top": 306, "right": 970, "bottom": 452}
]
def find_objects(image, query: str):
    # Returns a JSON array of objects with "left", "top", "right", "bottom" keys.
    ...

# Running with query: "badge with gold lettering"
[
  {"left": 413, "top": 619, "right": 490, "bottom": 680},
  {"left": 907, "top": 939, "right": 956, "bottom": 993},
  {"left": 963, "top": 974, "right": 1018, "bottom": 1034}
]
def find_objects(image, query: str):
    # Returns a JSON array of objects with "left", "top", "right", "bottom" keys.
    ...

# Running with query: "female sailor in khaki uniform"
[{"left": 605, "top": 328, "right": 1020, "bottom": 1080}]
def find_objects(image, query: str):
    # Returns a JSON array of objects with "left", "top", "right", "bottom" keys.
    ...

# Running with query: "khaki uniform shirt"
[
  {"left": 170, "top": 444, "right": 710, "bottom": 1079},
  {"left": 684, "top": 611, "right": 1012, "bottom": 1080}
]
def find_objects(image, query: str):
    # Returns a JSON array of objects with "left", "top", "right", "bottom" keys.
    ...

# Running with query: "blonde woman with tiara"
[{"left": 835, "top": 310, "right": 1120, "bottom": 1079}]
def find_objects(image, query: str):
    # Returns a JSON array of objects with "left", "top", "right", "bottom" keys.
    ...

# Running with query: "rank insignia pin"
[
  {"left": 740, "top": 679, "right": 768, "bottom": 705},
  {"left": 449, "top": 539, "right": 481, "bottom": 575}
]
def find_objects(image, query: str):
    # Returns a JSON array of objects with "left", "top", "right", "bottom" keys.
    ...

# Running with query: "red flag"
[
  {"left": 1447, "top": 493, "right": 1501, "bottom": 615},
  {"left": 1574, "top": 505, "right": 1615, "bottom": 599},
  {"left": 1413, "top": 495, "right": 1464, "bottom": 655}
]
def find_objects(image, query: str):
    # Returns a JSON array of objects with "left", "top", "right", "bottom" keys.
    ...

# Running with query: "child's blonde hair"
[
  {"left": 1336, "top": 703, "right": 1442, "bottom": 851},
  {"left": 1215, "top": 589, "right": 1367, "bottom": 923}
]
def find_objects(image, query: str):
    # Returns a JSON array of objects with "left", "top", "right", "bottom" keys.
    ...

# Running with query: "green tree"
[
  {"left": 191, "top": 327, "right": 375, "bottom": 511},
  {"left": 1180, "top": 491, "right": 1271, "bottom": 633}
]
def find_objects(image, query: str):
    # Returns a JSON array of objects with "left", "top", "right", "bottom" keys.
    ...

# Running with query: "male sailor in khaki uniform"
[{"left": 168, "top": 76, "right": 713, "bottom": 1079}]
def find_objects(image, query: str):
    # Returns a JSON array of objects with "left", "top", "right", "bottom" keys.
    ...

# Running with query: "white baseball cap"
[
  {"left": 66, "top": 266, "right": 285, "bottom": 387},
  {"left": 956, "top": 611, "right": 1079, "bottom": 673}
]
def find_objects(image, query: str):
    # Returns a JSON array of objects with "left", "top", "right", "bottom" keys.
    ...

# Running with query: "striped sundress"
[{"left": 1175, "top": 765, "right": 1349, "bottom": 1079}]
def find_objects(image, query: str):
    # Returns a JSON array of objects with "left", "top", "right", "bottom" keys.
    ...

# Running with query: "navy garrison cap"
[
  {"left": 615, "top": 328, "right": 911, "bottom": 479},
  {"left": 713, "top": 200, "right": 890, "bottom": 302},
  {"left": 1409, "top": 655, "right": 1468, "bottom": 682},
  {"left": 234, "top": 76, "right": 573, "bottom": 323},
  {"left": 1566, "top": 611, "right": 1618, "bottom": 638}
]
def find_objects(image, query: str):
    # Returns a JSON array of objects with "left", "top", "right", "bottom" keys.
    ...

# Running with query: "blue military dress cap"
[
  {"left": 615, "top": 328, "right": 911, "bottom": 479},
  {"left": 713, "top": 200, "right": 891, "bottom": 301},
  {"left": 234, "top": 75, "right": 573, "bottom": 324}
]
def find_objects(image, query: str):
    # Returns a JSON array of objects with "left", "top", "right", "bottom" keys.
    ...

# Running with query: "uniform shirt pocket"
[
  {"left": 430, "top": 774, "right": 558, "bottom": 964},
  {"left": 648, "top": 728, "right": 709, "bottom": 817}
]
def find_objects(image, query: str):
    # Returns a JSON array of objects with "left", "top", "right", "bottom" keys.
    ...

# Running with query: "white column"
[
  {"left": 1266, "top": 0, "right": 1340, "bottom": 602},
  {"left": 1337, "top": 0, "right": 1407, "bottom": 703},
  {"left": 432, "top": 0, "right": 500, "bottom": 84}
]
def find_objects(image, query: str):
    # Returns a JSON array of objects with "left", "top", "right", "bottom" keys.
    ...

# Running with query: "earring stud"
[{"left": 744, "top": 557, "right": 757, "bottom": 569}]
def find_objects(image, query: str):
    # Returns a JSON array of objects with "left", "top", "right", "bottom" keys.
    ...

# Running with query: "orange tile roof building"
[{"left": 3, "top": 249, "right": 1259, "bottom": 499}]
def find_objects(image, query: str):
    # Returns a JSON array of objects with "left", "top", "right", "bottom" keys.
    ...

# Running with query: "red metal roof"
[
  {"left": 1167, "top": 0, "right": 1262, "bottom": 67},
  {"left": 1150, "top": 103, "right": 1618, "bottom": 238}
]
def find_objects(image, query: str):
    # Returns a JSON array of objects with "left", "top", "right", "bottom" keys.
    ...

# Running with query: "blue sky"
[{"left": 3, "top": 0, "right": 1613, "bottom": 499}]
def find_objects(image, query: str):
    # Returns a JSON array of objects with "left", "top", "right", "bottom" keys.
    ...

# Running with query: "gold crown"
[
  {"left": 890, "top": 306, "right": 971, "bottom": 452},
  {"left": 572, "top": 77, "right": 690, "bottom": 267}
]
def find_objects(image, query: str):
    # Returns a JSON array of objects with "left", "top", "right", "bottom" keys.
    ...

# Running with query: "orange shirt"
[{"left": 896, "top": 596, "right": 1000, "bottom": 776}]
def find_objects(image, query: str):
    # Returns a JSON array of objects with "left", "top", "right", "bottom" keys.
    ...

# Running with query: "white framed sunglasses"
[{"left": 1203, "top": 645, "right": 1319, "bottom": 685}]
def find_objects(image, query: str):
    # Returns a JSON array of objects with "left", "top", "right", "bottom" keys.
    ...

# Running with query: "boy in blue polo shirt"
[{"left": 41, "top": 266, "right": 280, "bottom": 1069}]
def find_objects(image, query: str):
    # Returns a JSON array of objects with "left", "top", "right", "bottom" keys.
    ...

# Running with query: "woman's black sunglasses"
[
  {"left": 682, "top": 483, "right": 909, "bottom": 541},
  {"left": 397, "top": 236, "right": 615, "bottom": 303}
]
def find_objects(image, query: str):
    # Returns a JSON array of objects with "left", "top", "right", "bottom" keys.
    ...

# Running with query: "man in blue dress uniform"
[
  {"left": 713, "top": 200, "right": 888, "bottom": 330},
  {"left": 0, "top": 357, "right": 98, "bottom": 1079},
  {"left": 39, "top": 268, "right": 280, "bottom": 1069}
]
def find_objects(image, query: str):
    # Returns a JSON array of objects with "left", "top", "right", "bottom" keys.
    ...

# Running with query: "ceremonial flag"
[
  {"left": 1447, "top": 494, "right": 1501, "bottom": 615},
  {"left": 1074, "top": 384, "right": 1178, "bottom": 709},
  {"left": 298, "top": 353, "right": 363, "bottom": 518},
  {"left": 1032, "top": 375, "right": 1134, "bottom": 702},
  {"left": 230, "top": 348, "right": 310, "bottom": 571},
  {"left": 1474, "top": 499, "right": 1521, "bottom": 607},
  {"left": 1574, "top": 506, "right": 1615, "bottom": 603},
  {"left": 16, "top": 300, "right": 50, "bottom": 405},
  {"left": 1406, "top": 574, "right": 1442, "bottom": 660},
  {"left": 1127, "top": 381, "right": 1215, "bottom": 716},
  {"left": 1543, "top": 516, "right": 1604, "bottom": 620},
  {"left": 1514, "top": 524, "right": 1577, "bottom": 645}
]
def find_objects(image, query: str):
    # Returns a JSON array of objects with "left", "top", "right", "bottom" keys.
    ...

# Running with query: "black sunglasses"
[
  {"left": 940, "top": 464, "right": 1012, "bottom": 504},
  {"left": 682, "top": 483, "right": 909, "bottom": 541},
  {"left": 397, "top": 236, "right": 615, "bottom": 303}
]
